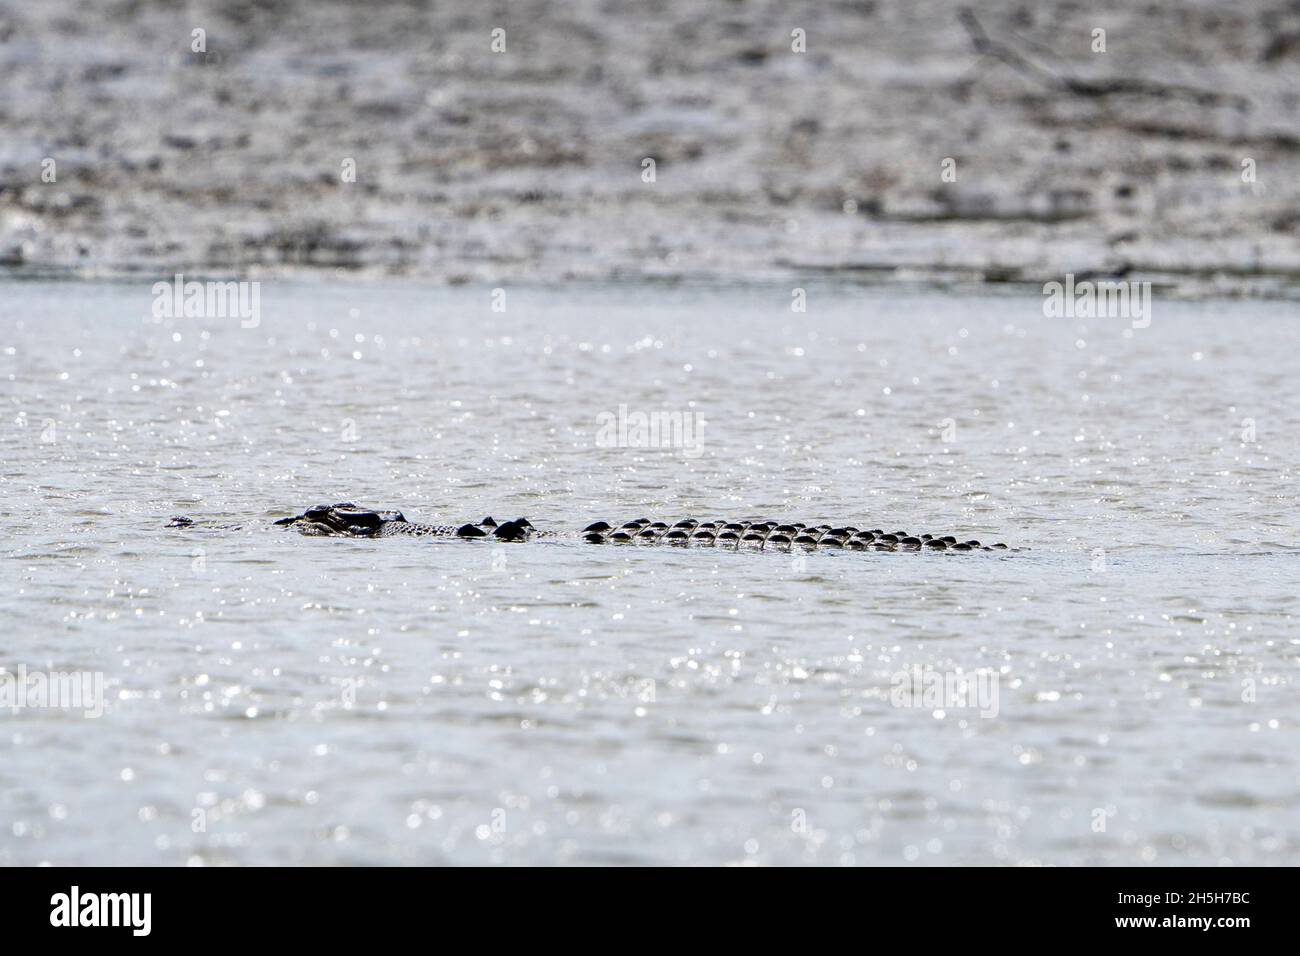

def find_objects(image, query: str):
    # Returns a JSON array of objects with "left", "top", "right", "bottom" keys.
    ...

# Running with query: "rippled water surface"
[{"left": 2, "top": 279, "right": 1297, "bottom": 865}]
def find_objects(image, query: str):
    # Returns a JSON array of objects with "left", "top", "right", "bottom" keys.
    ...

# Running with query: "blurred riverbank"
[{"left": 1, "top": 0, "right": 1298, "bottom": 295}]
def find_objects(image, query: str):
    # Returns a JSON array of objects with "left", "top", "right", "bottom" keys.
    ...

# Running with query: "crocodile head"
[{"left": 274, "top": 502, "right": 406, "bottom": 536}]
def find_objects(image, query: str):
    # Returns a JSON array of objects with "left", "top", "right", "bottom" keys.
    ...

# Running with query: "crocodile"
[{"left": 167, "top": 503, "right": 1014, "bottom": 552}]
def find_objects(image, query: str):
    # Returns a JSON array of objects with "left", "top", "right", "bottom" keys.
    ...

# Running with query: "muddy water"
[{"left": 2, "top": 279, "right": 1296, "bottom": 864}]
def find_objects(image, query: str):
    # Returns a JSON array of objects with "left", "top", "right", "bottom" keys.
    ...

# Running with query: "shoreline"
[{"left": 4, "top": 262, "right": 1297, "bottom": 302}]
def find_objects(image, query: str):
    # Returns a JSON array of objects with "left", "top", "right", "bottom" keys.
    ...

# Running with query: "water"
[{"left": 2, "top": 278, "right": 1297, "bottom": 865}]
